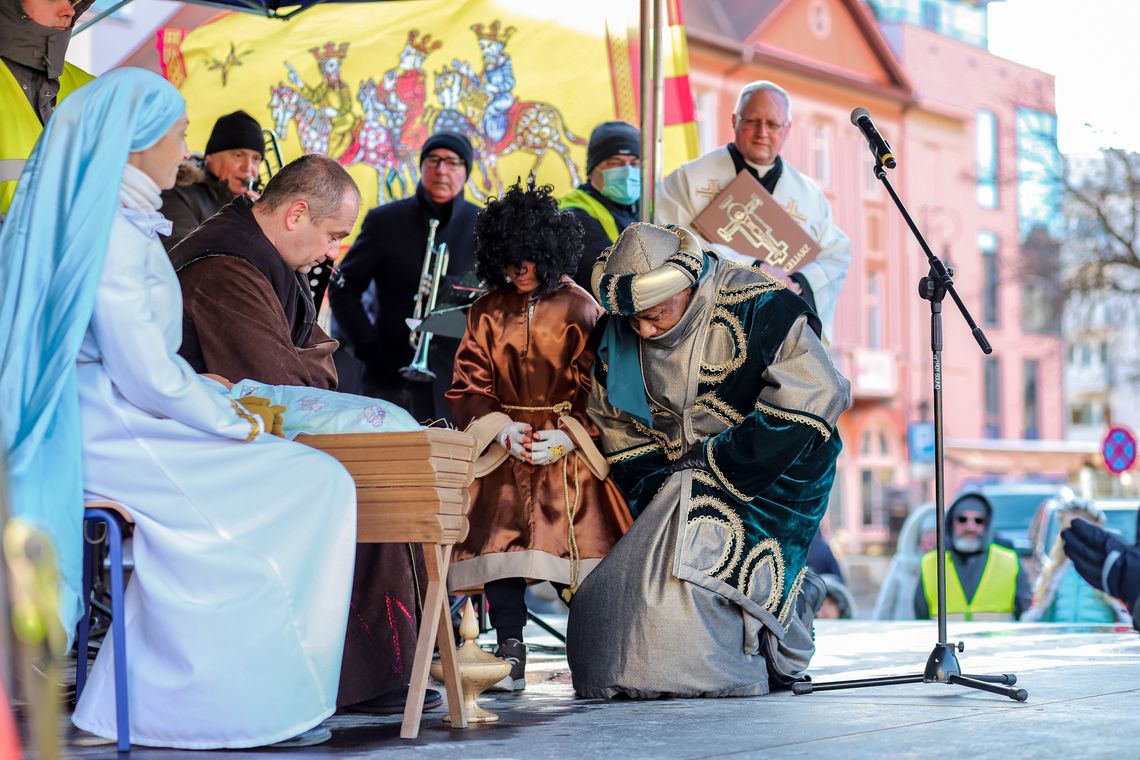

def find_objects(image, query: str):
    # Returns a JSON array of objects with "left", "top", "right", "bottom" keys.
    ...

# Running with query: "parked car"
[
  {"left": 1030, "top": 498, "right": 1138, "bottom": 561},
  {"left": 1024, "top": 498, "right": 1138, "bottom": 624}
]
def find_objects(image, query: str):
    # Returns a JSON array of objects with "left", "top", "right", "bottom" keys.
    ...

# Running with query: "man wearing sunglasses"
[{"left": 914, "top": 493, "right": 1030, "bottom": 621}]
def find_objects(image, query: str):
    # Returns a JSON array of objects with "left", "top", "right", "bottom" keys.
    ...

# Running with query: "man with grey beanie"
[
  {"left": 559, "top": 121, "right": 641, "bottom": 291},
  {"left": 160, "top": 110, "right": 265, "bottom": 250}
]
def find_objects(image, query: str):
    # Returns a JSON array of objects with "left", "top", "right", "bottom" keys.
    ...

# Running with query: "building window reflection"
[
  {"left": 979, "top": 230, "right": 999, "bottom": 326},
  {"left": 1023, "top": 358, "right": 1040, "bottom": 439},
  {"left": 976, "top": 109, "right": 999, "bottom": 209},
  {"left": 984, "top": 356, "right": 1002, "bottom": 438}
]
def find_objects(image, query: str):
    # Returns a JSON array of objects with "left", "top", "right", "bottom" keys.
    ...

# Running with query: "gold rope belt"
[
  {"left": 561, "top": 451, "right": 582, "bottom": 603},
  {"left": 502, "top": 400, "right": 582, "bottom": 600},
  {"left": 501, "top": 401, "right": 573, "bottom": 415}
]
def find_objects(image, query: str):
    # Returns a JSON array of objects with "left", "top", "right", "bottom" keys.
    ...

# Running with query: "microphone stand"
[{"left": 792, "top": 153, "right": 1027, "bottom": 702}]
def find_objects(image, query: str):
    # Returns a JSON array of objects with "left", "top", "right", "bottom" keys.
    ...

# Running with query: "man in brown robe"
[{"left": 171, "top": 154, "right": 440, "bottom": 714}]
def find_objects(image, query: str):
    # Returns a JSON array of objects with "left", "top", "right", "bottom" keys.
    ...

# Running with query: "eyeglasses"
[
  {"left": 423, "top": 155, "right": 465, "bottom": 170},
  {"left": 737, "top": 118, "right": 788, "bottom": 133},
  {"left": 955, "top": 514, "right": 987, "bottom": 526}
]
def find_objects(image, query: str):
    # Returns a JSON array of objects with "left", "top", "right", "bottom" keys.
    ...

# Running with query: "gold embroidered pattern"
[
  {"left": 740, "top": 539, "right": 786, "bottom": 612},
  {"left": 605, "top": 441, "right": 662, "bottom": 464},
  {"left": 754, "top": 398, "right": 832, "bottom": 441},
  {"left": 715, "top": 279, "right": 784, "bottom": 306},
  {"left": 695, "top": 392, "right": 744, "bottom": 427},
  {"left": 687, "top": 493, "right": 745, "bottom": 580},
  {"left": 671, "top": 249, "right": 704, "bottom": 273},
  {"left": 704, "top": 437, "right": 752, "bottom": 503},
  {"left": 634, "top": 419, "right": 683, "bottom": 460},
  {"left": 692, "top": 470, "right": 719, "bottom": 489},
  {"left": 699, "top": 308, "right": 748, "bottom": 384},
  {"left": 606, "top": 274, "right": 621, "bottom": 315},
  {"left": 229, "top": 399, "right": 260, "bottom": 442},
  {"left": 778, "top": 566, "right": 808, "bottom": 626}
]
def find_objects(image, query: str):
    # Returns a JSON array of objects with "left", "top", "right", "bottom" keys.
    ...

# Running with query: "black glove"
[
  {"left": 668, "top": 443, "right": 709, "bottom": 474},
  {"left": 1062, "top": 518, "right": 1140, "bottom": 628}
]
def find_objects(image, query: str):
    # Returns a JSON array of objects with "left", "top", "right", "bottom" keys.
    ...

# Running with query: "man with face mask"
[
  {"left": 0, "top": 0, "right": 95, "bottom": 219},
  {"left": 559, "top": 121, "right": 640, "bottom": 292},
  {"left": 914, "top": 493, "right": 1030, "bottom": 621},
  {"left": 160, "top": 110, "right": 265, "bottom": 250}
]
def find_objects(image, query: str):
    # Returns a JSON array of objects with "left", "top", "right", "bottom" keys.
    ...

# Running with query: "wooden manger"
[{"left": 296, "top": 428, "right": 477, "bottom": 739}]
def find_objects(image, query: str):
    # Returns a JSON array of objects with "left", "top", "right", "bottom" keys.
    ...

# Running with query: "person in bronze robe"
[{"left": 445, "top": 180, "right": 630, "bottom": 691}]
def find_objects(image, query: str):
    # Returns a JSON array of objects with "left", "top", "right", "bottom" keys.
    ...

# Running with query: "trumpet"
[{"left": 400, "top": 219, "right": 449, "bottom": 382}]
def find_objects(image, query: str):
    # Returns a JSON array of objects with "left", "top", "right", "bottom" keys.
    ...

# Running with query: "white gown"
[
  {"left": 655, "top": 147, "right": 851, "bottom": 341},
  {"left": 70, "top": 173, "right": 357, "bottom": 749}
]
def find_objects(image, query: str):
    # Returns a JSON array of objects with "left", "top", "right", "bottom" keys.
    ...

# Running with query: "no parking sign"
[{"left": 1102, "top": 425, "right": 1137, "bottom": 475}]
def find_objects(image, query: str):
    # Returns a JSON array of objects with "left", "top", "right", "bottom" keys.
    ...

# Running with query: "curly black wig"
[{"left": 473, "top": 177, "right": 584, "bottom": 295}]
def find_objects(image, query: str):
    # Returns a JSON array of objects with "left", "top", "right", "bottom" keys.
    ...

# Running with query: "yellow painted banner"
[{"left": 163, "top": 0, "right": 698, "bottom": 210}]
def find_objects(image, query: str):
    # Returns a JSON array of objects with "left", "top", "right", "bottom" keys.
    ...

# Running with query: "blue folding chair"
[{"left": 76, "top": 503, "right": 132, "bottom": 752}]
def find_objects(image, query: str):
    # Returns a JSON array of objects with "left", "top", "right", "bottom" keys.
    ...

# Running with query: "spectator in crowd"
[
  {"left": 914, "top": 493, "right": 1031, "bottom": 621},
  {"left": 559, "top": 121, "right": 640, "bottom": 291},
  {"left": 0, "top": 0, "right": 94, "bottom": 217},
  {"left": 160, "top": 110, "right": 264, "bottom": 249},
  {"left": 656, "top": 80, "right": 851, "bottom": 342},
  {"left": 1025, "top": 499, "right": 1129, "bottom": 624},
  {"left": 1063, "top": 510, "right": 1140, "bottom": 632},
  {"left": 329, "top": 132, "right": 478, "bottom": 422}
]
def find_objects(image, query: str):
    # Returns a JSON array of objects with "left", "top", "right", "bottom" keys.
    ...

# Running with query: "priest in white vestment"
[
  {"left": 0, "top": 69, "right": 356, "bottom": 749},
  {"left": 655, "top": 80, "right": 851, "bottom": 341}
]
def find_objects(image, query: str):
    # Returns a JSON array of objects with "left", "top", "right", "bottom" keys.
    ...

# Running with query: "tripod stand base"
[{"left": 791, "top": 643, "right": 1027, "bottom": 702}]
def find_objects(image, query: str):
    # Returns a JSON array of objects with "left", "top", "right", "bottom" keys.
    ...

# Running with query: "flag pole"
[{"left": 639, "top": 0, "right": 655, "bottom": 222}]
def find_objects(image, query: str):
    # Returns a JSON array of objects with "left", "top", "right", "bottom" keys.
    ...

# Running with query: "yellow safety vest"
[
  {"left": 0, "top": 60, "right": 94, "bottom": 217},
  {"left": 921, "top": 544, "right": 1019, "bottom": 621},
  {"left": 559, "top": 188, "right": 620, "bottom": 243}
]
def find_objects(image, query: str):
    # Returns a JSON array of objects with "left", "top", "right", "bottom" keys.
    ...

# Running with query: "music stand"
[{"left": 792, "top": 153, "right": 1028, "bottom": 702}]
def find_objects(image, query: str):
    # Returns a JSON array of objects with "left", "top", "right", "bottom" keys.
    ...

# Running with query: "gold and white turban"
[{"left": 590, "top": 223, "right": 706, "bottom": 316}]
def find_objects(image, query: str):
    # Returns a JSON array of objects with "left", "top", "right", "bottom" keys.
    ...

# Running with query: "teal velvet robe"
[{"left": 587, "top": 258, "right": 850, "bottom": 635}]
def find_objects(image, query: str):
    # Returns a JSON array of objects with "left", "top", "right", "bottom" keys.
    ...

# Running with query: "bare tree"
[{"left": 1063, "top": 149, "right": 1140, "bottom": 300}]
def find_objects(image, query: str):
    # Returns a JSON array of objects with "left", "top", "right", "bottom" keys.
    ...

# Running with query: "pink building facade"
[{"left": 682, "top": 0, "right": 1069, "bottom": 550}]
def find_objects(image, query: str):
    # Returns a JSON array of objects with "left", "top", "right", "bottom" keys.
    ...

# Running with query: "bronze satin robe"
[{"left": 445, "top": 279, "right": 630, "bottom": 590}]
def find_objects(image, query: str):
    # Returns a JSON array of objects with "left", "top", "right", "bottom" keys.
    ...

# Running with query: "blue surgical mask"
[{"left": 600, "top": 165, "right": 641, "bottom": 206}]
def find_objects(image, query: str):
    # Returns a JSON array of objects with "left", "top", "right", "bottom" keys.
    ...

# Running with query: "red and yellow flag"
[
  {"left": 605, "top": 0, "right": 699, "bottom": 170},
  {"left": 156, "top": 0, "right": 698, "bottom": 212}
]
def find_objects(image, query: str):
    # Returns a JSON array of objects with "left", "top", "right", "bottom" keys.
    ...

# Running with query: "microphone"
[{"left": 850, "top": 107, "right": 896, "bottom": 169}]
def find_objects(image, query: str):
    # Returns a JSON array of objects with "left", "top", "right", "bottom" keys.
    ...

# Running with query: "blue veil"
[{"left": 0, "top": 68, "right": 185, "bottom": 637}]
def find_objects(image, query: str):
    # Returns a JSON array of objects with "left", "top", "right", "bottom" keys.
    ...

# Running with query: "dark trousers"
[{"left": 483, "top": 577, "right": 569, "bottom": 644}]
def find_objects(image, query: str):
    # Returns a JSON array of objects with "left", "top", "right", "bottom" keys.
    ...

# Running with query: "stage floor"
[{"left": 23, "top": 618, "right": 1139, "bottom": 759}]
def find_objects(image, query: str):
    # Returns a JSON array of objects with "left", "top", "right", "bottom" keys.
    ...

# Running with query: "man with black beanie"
[
  {"left": 160, "top": 110, "right": 265, "bottom": 250},
  {"left": 329, "top": 131, "right": 478, "bottom": 422},
  {"left": 559, "top": 121, "right": 641, "bottom": 291}
]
